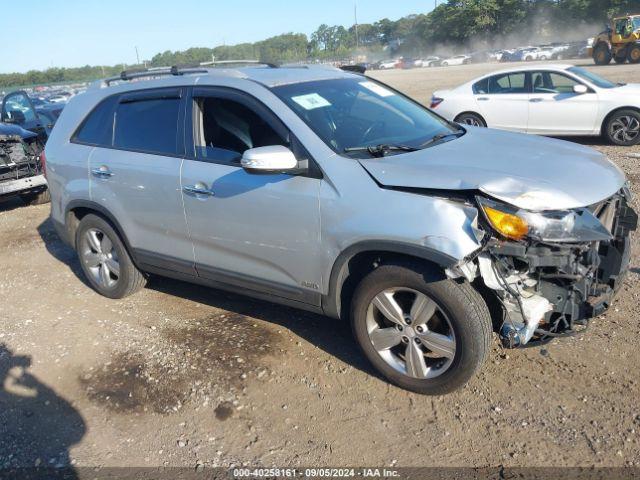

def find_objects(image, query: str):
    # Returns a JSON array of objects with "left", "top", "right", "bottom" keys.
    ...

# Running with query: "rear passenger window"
[
  {"left": 74, "top": 95, "right": 118, "bottom": 146},
  {"left": 473, "top": 78, "right": 489, "bottom": 94},
  {"left": 488, "top": 73, "right": 527, "bottom": 94},
  {"left": 113, "top": 95, "right": 182, "bottom": 156}
]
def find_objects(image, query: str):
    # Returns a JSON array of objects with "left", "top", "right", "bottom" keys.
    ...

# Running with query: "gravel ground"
[{"left": 1, "top": 60, "right": 639, "bottom": 471}]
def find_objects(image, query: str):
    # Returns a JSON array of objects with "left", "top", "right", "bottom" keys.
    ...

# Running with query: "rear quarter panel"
[{"left": 44, "top": 92, "right": 98, "bottom": 227}]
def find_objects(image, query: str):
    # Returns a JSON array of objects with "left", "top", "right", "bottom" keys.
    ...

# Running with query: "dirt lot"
[{"left": 1, "top": 60, "right": 640, "bottom": 472}]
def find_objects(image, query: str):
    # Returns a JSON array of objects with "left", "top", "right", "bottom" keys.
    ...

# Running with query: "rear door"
[
  {"left": 84, "top": 88, "right": 195, "bottom": 274},
  {"left": 474, "top": 71, "right": 530, "bottom": 132},
  {"left": 180, "top": 87, "right": 323, "bottom": 306},
  {"left": 527, "top": 71, "right": 599, "bottom": 135},
  {"left": 1, "top": 91, "right": 47, "bottom": 142}
]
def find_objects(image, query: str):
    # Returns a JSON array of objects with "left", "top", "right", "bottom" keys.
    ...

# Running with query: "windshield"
[
  {"left": 567, "top": 66, "right": 617, "bottom": 88},
  {"left": 271, "top": 77, "right": 456, "bottom": 156},
  {"left": 633, "top": 17, "right": 640, "bottom": 30}
]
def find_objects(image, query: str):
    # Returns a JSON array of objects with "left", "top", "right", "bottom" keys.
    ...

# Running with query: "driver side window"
[{"left": 194, "top": 96, "right": 288, "bottom": 165}]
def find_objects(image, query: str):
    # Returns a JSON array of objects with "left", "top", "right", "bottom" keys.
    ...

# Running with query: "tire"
[
  {"left": 75, "top": 214, "right": 146, "bottom": 299},
  {"left": 350, "top": 261, "right": 493, "bottom": 395},
  {"left": 455, "top": 112, "right": 486, "bottom": 127},
  {"left": 614, "top": 55, "right": 627, "bottom": 64},
  {"left": 628, "top": 45, "right": 640, "bottom": 64},
  {"left": 20, "top": 189, "right": 50, "bottom": 206},
  {"left": 442, "top": 62, "right": 449, "bottom": 67},
  {"left": 593, "top": 43, "right": 612, "bottom": 65},
  {"left": 605, "top": 109, "right": 640, "bottom": 146},
  {"left": 539, "top": 55, "right": 548, "bottom": 60}
]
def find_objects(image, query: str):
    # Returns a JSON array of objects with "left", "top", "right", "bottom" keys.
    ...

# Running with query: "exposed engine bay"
[
  {"left": 0, "top": 134, "right": 46, "bottom": 198},
  {"left": 0, "top": 135, "right": 42, "bottom": 181},
  {"left": 453, "top": 189, "right": 637, "bottom": 348}
]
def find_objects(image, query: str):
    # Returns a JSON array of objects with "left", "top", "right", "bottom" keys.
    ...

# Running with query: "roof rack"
[{"left": 100, "top": 60, "right": 278, "bottom": 87}]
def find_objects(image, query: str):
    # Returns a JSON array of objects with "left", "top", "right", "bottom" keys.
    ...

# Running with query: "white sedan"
[
  {"left": 441, "top": 55, "right": 471, "bottom": 66},
  {"left": 431, "top": 64, "right": 640, "bottom": 146}
]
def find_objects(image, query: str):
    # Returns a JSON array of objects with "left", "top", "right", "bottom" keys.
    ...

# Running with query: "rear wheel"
[
  {"left": 350, "top": 261, "right": 493, "bottom": 395},
  {"left": 593, "top": 43, "right": 612, "bottom": 65},
  {"left": 75, "top": 214, "right": 146, "bottom": 299},
  {"left": 455, "top": 112, "right": 486, "bottom": 127},
  {"left": 628, "top": 45, "right": 640, "bottom": 64},
  {"left": 20, "top": 189, "right": 50, "bottom": 206},
  {"left": 605, "top": 109, "right": 640, "bottom": 146}
]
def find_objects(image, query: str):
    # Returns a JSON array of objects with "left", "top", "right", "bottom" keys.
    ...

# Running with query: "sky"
[{"left": 0, "top": 0, "right": 434, "bottom": 74}]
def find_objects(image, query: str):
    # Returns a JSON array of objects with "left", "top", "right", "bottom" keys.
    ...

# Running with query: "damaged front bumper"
[{"left": 458, "top": 191, "right": 637, "bottom": 348}]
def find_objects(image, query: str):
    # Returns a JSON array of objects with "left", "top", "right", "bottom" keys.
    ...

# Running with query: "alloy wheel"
[
  {"left": 461, "top": 116, "right": 483, "bottom": 127},
  {"left": 610, "top": 115, "right": 640, "bottom": 143},
  {"left": 365, "top": 288, "right": 456, "bottom": 379},
  {"left": 80, "top": 228, "right": 120, "bottom": 289}
]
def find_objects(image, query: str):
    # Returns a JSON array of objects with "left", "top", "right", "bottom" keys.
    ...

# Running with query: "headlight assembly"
[{"left": 477, "top": 196, "right": 613, "bottom": 243}]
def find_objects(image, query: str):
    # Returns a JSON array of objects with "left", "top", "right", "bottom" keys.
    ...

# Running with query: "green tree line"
[{"left": 1, "top": 0, "right": 636, "bottom": 89}]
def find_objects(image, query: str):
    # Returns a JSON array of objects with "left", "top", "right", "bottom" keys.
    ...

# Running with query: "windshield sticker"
[
  {"left": 291, "top": 93, "right": 331, "bottom": 110},
  {"left": 359, "top": 81, "right": 395, "bottom": 97}
]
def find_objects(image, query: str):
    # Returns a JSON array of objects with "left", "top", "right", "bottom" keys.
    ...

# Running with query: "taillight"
[
  {"left": 40, "top": 150, "right": 47, "bottom": 177},
  {"left": 430, "top": 96, "right": 444, "bottom": 109}
]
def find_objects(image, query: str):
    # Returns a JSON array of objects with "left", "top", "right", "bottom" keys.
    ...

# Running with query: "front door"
[
  {"left": 180, "top": 87, "right": 323, "bottom": 306},
  {"left": 527, "top": 71, "right": 599, "bottom": 135}
]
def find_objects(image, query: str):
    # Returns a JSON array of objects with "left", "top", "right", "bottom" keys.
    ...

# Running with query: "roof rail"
[
  {"left": 99, "top": 60, "right": 277, "bottom": 87},
  {"left": 102, "top": 66, "right": 210, "bottom": 86},
  {"left": 199, "top": 59, "right": 279, "bottom": 68}
]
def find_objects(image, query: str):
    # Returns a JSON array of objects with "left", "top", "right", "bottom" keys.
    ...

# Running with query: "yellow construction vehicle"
[{"left": 590, "top": 14, "right": 640, "bottom": 65}]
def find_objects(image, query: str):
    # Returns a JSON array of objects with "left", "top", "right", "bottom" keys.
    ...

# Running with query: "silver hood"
[{"left": 358, "top": 127, "right": 625, "bottom": 211}]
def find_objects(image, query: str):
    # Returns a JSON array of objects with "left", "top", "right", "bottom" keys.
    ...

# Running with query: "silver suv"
[{"left": 45, "top": 65, "right": 637, "bottom": 394}]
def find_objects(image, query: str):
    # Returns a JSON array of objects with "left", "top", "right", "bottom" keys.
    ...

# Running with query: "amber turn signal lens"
[{"left": 482, "top": 206, "right": 529, "bottom": 240}]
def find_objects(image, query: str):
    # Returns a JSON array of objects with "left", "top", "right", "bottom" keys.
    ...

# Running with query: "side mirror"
[
  {"left": 573, "top": 84, "right": 588, "bottom": 94},
  {"left": 241, "top": 145, "right": 298, "bottom": 173}
]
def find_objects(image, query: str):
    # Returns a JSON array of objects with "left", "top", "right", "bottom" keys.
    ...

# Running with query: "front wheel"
[
  {"left": 455, "top": 112, "right": 486, "bottom": 127},
  {"left": 605, "top": 109, "right": 640, "bottom": 146},
  {"left": 350, "top": 262, "right": 493, "bottom": 395},
  {"left": 593, "top": 43, "right": 612, "bottom": 65}
]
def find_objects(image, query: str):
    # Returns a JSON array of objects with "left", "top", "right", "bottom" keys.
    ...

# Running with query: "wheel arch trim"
[
  {"left": 322, "top": 240, "right": 457, "bottom": 319},
  {"left": 601, "top": 106, "right": 640, "bottom": 135},
  {"left": 454, "top": 111, "right": 487, "bottom": 127},
  {"left": 64, "top": 200, "right": 139, "bottom": 266}
]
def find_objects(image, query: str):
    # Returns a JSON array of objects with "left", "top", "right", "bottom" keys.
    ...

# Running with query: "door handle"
[
  {"left": 91, "top": 166, "right": 114, "bottom": 178},
  {"left": 530, "top": 98, "right": 544, "bottom": 103},
  {"left": 477, "top": 97, "right": 490, "bottom": 101},
  {"left": 183, "top": 183, "right": 214, "bottom": 196}
]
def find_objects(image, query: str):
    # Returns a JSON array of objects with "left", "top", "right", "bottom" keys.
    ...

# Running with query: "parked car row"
[{"left": 366, "top": 39, "right": 592, "bottom": 71}]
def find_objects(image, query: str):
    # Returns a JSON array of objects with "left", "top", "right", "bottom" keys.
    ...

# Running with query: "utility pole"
[
  {"left": 135, "top": 46, "right": 140, "bottom": 65},
  {"left": 354, "top": 1, "right": 359, "bottom": 48}
]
